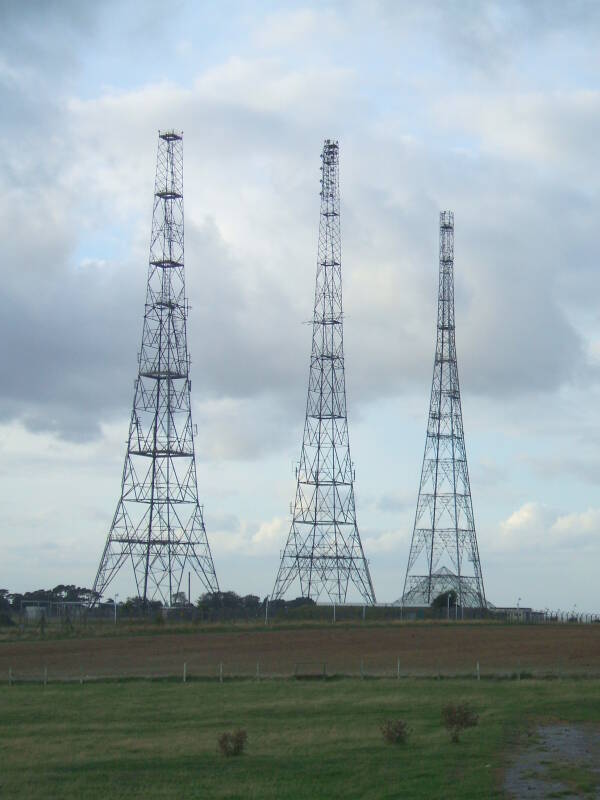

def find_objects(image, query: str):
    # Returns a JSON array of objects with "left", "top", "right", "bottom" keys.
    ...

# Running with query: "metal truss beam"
[
  {"left": 401, "top": 212, "right": 486, "bottom": 609},
  {"left": 92, "top": 131, "right": 219, "bottom": 607},
  {"left": 271, "top": 140, "right": 376, "bottom": 605}
]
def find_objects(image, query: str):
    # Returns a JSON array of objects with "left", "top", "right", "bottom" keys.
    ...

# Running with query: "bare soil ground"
[
  {"left": 504, "top": 724, "right": 600, "bottom": 798},
  {"left": 1, "top": 623, "right": 600, "bottom": 681}
]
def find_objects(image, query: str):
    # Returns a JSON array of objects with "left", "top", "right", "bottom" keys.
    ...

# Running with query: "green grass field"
[{"left": 1, "top": 678, "right": 599, "bottom": 799}]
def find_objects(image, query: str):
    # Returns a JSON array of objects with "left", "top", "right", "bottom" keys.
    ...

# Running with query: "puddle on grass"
[{"left": 504, "top": 724, "right": 600, "bottom": 799}]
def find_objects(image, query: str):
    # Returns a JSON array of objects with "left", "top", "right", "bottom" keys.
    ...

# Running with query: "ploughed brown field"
[{"left": 2, "top": 622, "right": 600, "bottom": 681}]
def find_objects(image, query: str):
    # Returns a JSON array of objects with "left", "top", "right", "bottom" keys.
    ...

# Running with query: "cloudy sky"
[{"left": 2, "top": 0, "right": 600, "bottom": 611}]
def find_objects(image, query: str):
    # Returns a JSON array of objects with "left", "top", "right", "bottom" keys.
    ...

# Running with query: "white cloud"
[
  {"left": 436, "top": 90, "right": 600, "bottom": 180},
  {"left": 3, "top": 1, "right": 600, "bottom": 609},
  {"left": 497, "top": 501, "right": 600, "bottom": 552},
  {"left": 2, "top": 40, "right": 592, "bottom": 445},
  {"left": 552, "top": 508, "right": 600, "bottom": 539},
  {"left": 251, "top": 516, "right": 288, "bottom": 549},
  {"left": 210, "top": 515, "right": 287, "bottom": 557},
  {"left": 363, "top": 528, "right": 408, "bottom": 554},
  {"left": 254, "top": 8, "right": 342, "bottom": 49}
]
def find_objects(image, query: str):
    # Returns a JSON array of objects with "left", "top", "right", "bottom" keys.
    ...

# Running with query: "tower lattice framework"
[
  {"left": 401, "top": 211, "right": 485, "bottom": 608},
  {"left": 92, "top": 131, "right": 219, "bottom": 606},
  {"left": 271, "top": 140, "right": 376, "bottom": 605}
]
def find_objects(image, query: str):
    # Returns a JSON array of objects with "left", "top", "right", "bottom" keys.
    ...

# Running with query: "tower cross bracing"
[
  {"left": 271, "top": 139, "right": 376, "bottom": 605},
  {"left": 92, "top": 130, "right": 219, "bottom": 606},
  {"left": 401, "top": 211, "right": 485, "bottom": 609}
]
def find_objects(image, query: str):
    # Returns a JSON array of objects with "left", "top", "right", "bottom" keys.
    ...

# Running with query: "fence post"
[
  {"left": 476, "top": 661, "right": 480, "bottom": 681},
  {"left": 8, "top": 667, "right": 12, "bottom": 686},
  {"left": 183, "top": 662, "right": 187, "bottom": 683},
  {"left": 362, "top": 605, "right": 366, "bottom": 621},
  {"left": 219, "top": 662, "right": 223, "bottom": 683}
]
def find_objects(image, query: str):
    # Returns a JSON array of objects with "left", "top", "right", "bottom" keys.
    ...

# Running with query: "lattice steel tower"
[
  {"left": 271, "top": 140, "right": 376, "bottom": 604},
  {"left": 401, "top": 212, "right": 485, "bottom": 608},
  {"left": 92, "top": 131, "right": 219, "bottom": 606}
]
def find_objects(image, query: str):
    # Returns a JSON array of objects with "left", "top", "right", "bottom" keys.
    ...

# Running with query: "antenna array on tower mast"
[
  {"left": 271, "top": 140, "right": 376, "bottom": 605},
  {"left": 92, "top": 131, "right": 219, "bottom": 607}
]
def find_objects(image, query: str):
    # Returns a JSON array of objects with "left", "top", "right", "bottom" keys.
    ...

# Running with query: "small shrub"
[
  {"left": 381, "top": 719, "right": 410, "bottom": 745},
  {"left": 441, "top": 703, "right": 479, "bottom": 743},
  {"left": 217, "top": 729, "right": 247, "bottom": 757}
]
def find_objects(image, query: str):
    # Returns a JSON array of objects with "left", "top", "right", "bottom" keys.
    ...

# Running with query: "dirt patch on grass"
[{"left": 504, "top": 724, "right": 600, "bottom": 798}]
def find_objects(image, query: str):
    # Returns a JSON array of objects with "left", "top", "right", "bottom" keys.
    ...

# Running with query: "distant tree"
[
  {"left": 171, "top": 591, "right": 188, "bottom": 607},
  {"left": 8, "top": 592, "right": 23, "bottom": 611},
  {"left": 287, "top": 596, "right": 316, "bottom": 609},
  {"left": 0, "top": 590, "right": 10, "bottom": 612},
  {"left": 79, "top": 588, "right": 99, "bottom": 606},
  {"left": 219, "top": 591, "right": 243, "bottom": 610},
  {"left": 241, "top": 594, "right": 260, "bottom": 612},
  {"left": 196, "top": 591, "right": 264, "bottom": 620},
  {"left": 23, "top": 589, "right": 52, "bottom": 604},
  {"left": 195, "top": 592, "right": 318, "bottom": 621},
  {"left": 2, "top": 586, "right": 98, "bottom": 611},
  {"left": 122, "top": 596, "right": 162, "bottom": 613},
  {"left": 52, "top": 585, "right": 96, "bottom": 604}
]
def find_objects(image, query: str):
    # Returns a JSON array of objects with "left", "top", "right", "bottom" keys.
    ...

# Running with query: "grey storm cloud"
[
  {"left": 4, "top": 0, "right": 600, "bottom": 609},
  {"left": 0, "top": 0, "right": 598, "bottom": 455},
  {"left": 1, "top": 1, "right": 100, "bottom": 69},
  {"left": 373, "top": 0, "right": 600, "bottom": 74}
]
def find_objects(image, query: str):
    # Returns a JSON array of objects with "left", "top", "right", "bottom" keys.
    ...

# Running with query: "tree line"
[
  {"left": 0, "top": 585, "right": 98, "bottom": 611},
  {"left": 0, "top": 586, "right": 316, "bottom": 618}
]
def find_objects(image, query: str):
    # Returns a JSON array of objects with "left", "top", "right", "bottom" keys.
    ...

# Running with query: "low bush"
[
  {"left": 441, "top": 703, "right": 479, "bottom": 743},
  {"left": 380, "top": 719, "right": 410, "bottom": 745},
  {"left": 217, "top": 729, "right": 247, "bottom": 757}
]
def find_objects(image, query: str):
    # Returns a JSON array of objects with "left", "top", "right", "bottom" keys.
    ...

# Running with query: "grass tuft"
[{"left": 217, "top": 729, "right": 247, "bottom": 757}]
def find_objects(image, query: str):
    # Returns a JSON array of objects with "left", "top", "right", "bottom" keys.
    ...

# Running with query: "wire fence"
[
  {"left": 8, "top": 603, "right": 600, "bottom": 627},
  {"left": 3, "top": 608, "right": 600, "bottom": 685},
  {"left": 5, "top": 656, "right": 600, "bottom": 685}
]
